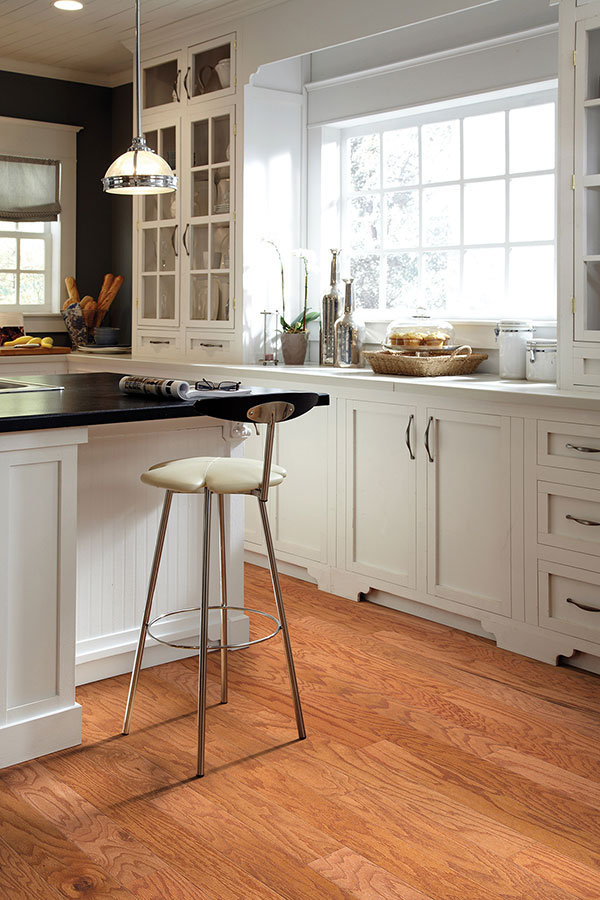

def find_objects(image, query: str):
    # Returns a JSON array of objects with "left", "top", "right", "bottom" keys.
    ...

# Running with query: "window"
[
  {"left": 0, "top": 117, "right": 80, "bottom": 316},
  {"left": 339, "top": 87, "right": 556, "bottom": 320},
  {"left": 0, "top": 221, "right": 54, "bottom": 308}
]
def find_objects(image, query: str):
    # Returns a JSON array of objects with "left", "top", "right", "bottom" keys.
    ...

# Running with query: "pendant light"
[{"left": 102, "top": 0, "right": 177, "bottom": 195}]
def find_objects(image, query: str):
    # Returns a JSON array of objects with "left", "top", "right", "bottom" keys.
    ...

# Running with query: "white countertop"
[{"left": 4, "top": 350, "right": 600, "bottom": 412}]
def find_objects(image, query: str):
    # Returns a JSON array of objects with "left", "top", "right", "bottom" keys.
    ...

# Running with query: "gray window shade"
[{"left": 0, "top": 155, "right": 61, "bottom": 222}]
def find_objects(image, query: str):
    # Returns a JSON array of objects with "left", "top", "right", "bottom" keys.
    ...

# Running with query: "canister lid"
[
  {"left": 496, "top": 319, "right": 533, "bottom": 331},
  {"left": 526, "top": 338, "right": 557, "bottom": 351}
]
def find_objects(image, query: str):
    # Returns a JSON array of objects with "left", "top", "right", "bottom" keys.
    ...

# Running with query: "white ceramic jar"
[
  {"left": 495, "top": 320, "right": 533, "bottom": 380},
  {"left": 526, "top": 338, "right": 557, "bottom": 383}
]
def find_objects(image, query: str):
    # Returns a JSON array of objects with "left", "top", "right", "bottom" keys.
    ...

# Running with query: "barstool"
[{"left": 122, "top": 392, "right": 321, "bottom": 776}]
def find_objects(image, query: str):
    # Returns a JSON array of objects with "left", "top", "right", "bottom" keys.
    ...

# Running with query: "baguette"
[
  {"left": 63, "top": 276, "right": 80, "bottom": 309},
  {"left": 82, "top": 298, "right": 97, "bottom": 330},
  {"left": 97, "top": 274, "right": 114, "bottom": 308},
  {"left": 96, "top": 275, "right": 124, "bottom": 327}
]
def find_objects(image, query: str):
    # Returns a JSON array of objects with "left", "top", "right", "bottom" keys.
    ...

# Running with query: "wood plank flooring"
[{"left": 2, "top": 563, "right": 600, "bottom": 900}]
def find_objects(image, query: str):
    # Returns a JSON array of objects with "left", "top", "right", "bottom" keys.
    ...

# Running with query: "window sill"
[{"left": 23, "top": 312, "right": 66, "bottom": 333}]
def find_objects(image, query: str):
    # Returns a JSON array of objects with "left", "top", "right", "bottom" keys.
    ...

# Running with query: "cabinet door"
[
  {"left": 141, "top": 50, "right": 184, "bottom": 115},
  {"left": 574, "top": 15, "right": 600, "bottom": 340},
  {"left": 181, "top": 106, "right": 235, "bottom": 329},
  {"left": 344, "top": 399, "right": 417, "bottom": 589},
  {"left": 426, "top": 408, "right": 512, "bottom": 615},
  {"left": 186, "top": 34, "right": 236, "bottom": 104},
  {"left": 137, "top": 118, "right": 181, "bottom": 327},
  {"left": 244, "top": 404, "right": 330, "bottom": 566}
]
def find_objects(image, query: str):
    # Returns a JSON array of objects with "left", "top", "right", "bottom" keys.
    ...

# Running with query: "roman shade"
[{"left": 0, "top": 155, "right": 61, "bottom": 221}]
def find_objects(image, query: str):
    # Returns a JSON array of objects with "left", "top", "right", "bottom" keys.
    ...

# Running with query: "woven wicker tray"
[{"left": 364, "top": 345, "right": 488, "bottom": 377}]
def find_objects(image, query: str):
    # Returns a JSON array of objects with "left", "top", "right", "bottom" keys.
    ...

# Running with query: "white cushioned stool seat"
[{"left": 141, "top": 456, "right": 287, "bottom": 495}]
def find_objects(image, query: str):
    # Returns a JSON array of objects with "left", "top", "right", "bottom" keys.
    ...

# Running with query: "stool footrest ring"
[{"left": 146, "top": 605, "right": 281, "bottom": 651}]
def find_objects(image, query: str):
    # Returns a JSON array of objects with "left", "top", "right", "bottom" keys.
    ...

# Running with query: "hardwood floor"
[{"left": 2, "top": 563, "right": 600, "bottom": 899}]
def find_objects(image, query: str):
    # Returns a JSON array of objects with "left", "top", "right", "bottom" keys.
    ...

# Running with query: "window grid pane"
[
  {"left": 0, "top": 223, "right": 51, "bottom": 307},
  {"left": 341, "top": 95, "right": 556, "bottom": 319}
]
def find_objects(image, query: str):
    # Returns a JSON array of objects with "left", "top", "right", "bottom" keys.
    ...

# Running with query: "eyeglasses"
[{"left": 195, "top": 378, "right": 241, "bottom": 392}]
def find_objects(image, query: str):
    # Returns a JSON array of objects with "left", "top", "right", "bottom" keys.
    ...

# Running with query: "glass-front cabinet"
[
  {"left": 138, "top": 120, "right": 180, "bottom": 326},
  {"left": 183, "top": 107, "right": 234, "bottom": 327},
  {"left": 575, "top": 14, "right": 600, "bottom": 341},
  {"left": 135, "top": 32, "right": 237, "bottom": 359},
  {"left": 140, "top": 33, "right": 235, "bottom": 114}
]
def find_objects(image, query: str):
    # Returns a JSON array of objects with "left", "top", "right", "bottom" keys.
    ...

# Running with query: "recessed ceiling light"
[{"left": 54, "top": 1, "right": 83, "bottom": 10}]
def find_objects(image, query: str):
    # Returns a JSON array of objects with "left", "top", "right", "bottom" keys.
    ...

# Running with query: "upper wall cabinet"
[{"left": 141, "top": 34, "right": 236, "bottom": 116}]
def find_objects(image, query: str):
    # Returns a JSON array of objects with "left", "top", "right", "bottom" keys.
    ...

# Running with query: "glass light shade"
[{"left": 102, "top": 144, "right": 177, "bottom": 195}]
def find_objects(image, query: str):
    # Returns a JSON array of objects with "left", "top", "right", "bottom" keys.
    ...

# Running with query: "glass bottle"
[
  {"left": 320, "top": 249, "right": 342, "bottom": 366},
  {"left": 334, "top": 278, "right": 363, "bottom": 367}
]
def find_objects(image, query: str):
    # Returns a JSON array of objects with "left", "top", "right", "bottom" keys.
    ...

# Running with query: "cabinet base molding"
[
  {"left": 0, "top": 703, "right": 81, "bottom": 770},
  {"left": 480, "top": 616, "right": 578, "bottom": 666}
]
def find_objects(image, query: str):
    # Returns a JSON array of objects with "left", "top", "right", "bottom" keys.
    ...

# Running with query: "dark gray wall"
[{"left": 0, "top": 70, "right": 133, "bottom": 343}]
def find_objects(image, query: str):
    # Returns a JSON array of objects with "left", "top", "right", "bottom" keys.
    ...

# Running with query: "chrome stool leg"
[
  {"left": 218, "top": 493, "right": 228, "bottom": 704},
  {"left": 258, "top": 498, "right": 306, "bottom": 740},
  {"left": 197, "top": 488, "right": 212, "bottom": 777},
  {"left": 123, "top": 490, "right": 173, "bottom": 735}
]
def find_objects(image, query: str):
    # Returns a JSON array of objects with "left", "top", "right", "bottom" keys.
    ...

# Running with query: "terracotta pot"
[{"left": 281, "top": 331, "right": 308, "bottom": 365}]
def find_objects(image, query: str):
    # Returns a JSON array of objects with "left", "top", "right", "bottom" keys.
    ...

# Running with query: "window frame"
[
  {"left": 0, "top": 117, "right": 80, "bottom": 320},
  {"left": 310, "top": 81, "right": 558, "bottom": 331}
]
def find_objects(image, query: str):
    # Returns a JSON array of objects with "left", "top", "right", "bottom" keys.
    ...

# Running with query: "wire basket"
[{"left": 364, "top": 345, "right": 488, "bottom": 377}]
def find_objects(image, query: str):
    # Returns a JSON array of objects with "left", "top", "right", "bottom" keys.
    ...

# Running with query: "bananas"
[{"left": 4, "top": 335, "right": 54, "bottom": 348}]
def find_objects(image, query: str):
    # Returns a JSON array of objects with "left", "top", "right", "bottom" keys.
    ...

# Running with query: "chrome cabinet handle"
[
  {"left": 174, "top": 69, "right": 182, "bottom": 102},
  {"left": 183, "top": 67, "right": 190, "bottom": 99},
  {"left": 565, "top": 443, "right": 600, "bottom": 453},
  {"left": 566, "top": 514, "right": 600, "bottom": 527},
  {"left": 405, "top": 414, "right": 415, "bottom": 460},
  {"left": 424, "top": 416, "right": 434, "bottom": 463},
  {"left": 171, "top": 224, "right": 178, "bottom": 258},
  {"left": 566, "top": 597, "right": 600, "bottom": 613},
  {"left": 182, "top": 223, "right": 190, "bottom": 256}
]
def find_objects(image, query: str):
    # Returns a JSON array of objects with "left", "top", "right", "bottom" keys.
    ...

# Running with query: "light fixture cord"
[{"left": 135, "top": 0, "right": 142, "bottom": 138}]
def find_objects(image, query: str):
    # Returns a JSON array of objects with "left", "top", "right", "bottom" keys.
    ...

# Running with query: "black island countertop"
[{"left": 0, "top": 373, "right": 329, "bottom": 433}]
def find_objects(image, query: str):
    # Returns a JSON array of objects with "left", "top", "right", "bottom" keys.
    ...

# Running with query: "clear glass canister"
[
  {"left": 526, "top": 338, "right": 557, "bottom": 383},
  {"left": 386, "top": 311, "right": 454, "bottom": 349},
  {"left": 495, "top": 320, "right": 533, "bottom": 380}
]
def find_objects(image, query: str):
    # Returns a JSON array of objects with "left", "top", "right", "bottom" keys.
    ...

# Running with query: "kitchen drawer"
[
  {"left": 136, "top": 331, "right": 182, "bottom": 358},
  {"left": 539, "top": 560, "right": 600, "bottom": 643},
  {"left": 573, "top": 349, "right": 600, "bottom": 388},
  {"left": 537, "top": 420, "right": 600, "bottom": 473},
  {"left": 538, "top": 481, "right": 600, "bottom": 556},
  {"left": 185, "top": 332, "right": 235, "bottom": 362}
]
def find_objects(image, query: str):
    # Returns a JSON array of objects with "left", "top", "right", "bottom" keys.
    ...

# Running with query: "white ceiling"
[{"left": 0, "top": 0, "right": 261, "bottom": 84}]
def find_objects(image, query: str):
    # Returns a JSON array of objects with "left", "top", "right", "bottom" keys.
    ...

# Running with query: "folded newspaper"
[{"left": 119, "top": 376, "right": 251, "bottom": 400}]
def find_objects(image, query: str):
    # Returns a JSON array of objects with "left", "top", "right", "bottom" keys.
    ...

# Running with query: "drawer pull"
[
  {"left": 565, "top": 443, "right": 600, "bottom": 453},
  {"left": 566, "top": 514, "right": 600, "bottom": 527},
  {"left": 149, "top": 340, "right": 170, "bottom": 345},
  {"left": 566, "top": 597, "right": 600, "bottom": 613},
  {"left": 198, "top": 342, "right": 224, "bottom": 348},
  {"left": 405, "top": 414, "right": 415, "bottom": 460},
  {"left": 424, "top": 416, "right": 434, "bottom": 463}
]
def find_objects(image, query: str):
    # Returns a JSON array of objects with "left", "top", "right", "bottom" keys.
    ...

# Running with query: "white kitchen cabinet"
[
  {"left": 342, "top": 398, "right": 417, "bottom": 589},
  {"left": 426, "top": 408, "right": 513, "bottom": 616},
  {"left": 244, "top": 400, "right": 330, "bottom": 570},
  {"left": 134, "top": 34, "right": 238, "bottom": 361}
]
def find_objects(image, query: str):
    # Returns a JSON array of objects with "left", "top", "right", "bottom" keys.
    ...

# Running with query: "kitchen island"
[{"left": 0, "top": 373, "right": 328, "bottom": 768}]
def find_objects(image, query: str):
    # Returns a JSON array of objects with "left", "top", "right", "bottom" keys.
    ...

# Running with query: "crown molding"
[{"left": 0, "top": 55, "right": 129, "bottom": 88}]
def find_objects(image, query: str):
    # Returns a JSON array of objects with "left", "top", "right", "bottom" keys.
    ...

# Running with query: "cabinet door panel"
[
  {"left": 427, "top": 408, "right": 512, "bottom": 615},
  {"left": 243, "top": 406, "right": 329, "bottom": 565},
  {"left": 346, "top": 400, "right": 416, "bottom": 588}
]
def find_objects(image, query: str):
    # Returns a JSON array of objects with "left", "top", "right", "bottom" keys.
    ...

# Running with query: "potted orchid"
[{"left": 263, "top": 240, "right": 319, "bottom": 365}]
